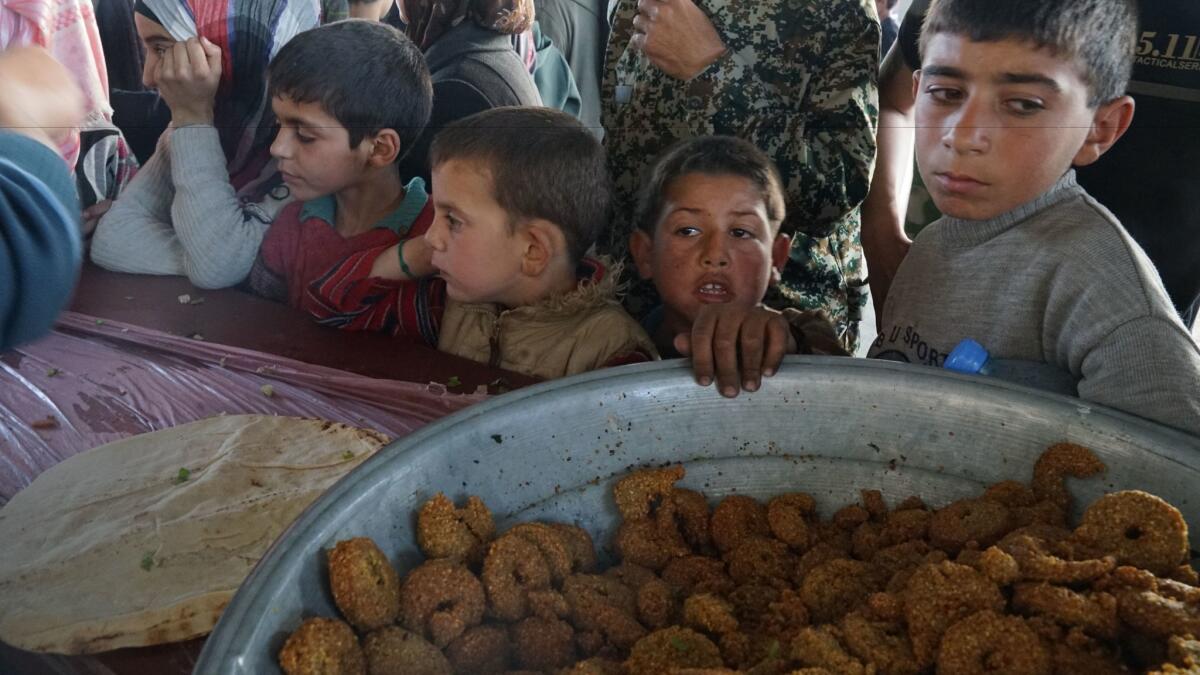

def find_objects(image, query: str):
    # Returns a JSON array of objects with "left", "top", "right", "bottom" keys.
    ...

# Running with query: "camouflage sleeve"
[{"left": 696, "top": 0, "right": 880, "bottom": 238}]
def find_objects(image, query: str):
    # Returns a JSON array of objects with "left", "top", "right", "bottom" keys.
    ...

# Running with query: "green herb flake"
[
  {"left": 260, "top": 384, "right": 275, "bottom": 397},
  {"left": 173, "top": 467, "right": 191, "bottom": 484},
  {"left": 767, "top": 639, "right": 781, "bottom": 659},
  {"left": 341, "top": 451, "right": 355, "bottom": 461},
  {"left": 140, "top": 552, "right": 154, "bottom": 571},
  {"left": 669, "top": 636, "right": 690, "bottom": 652},
  {"left": 95, "top": 319, "right": 106, "bottom": 326},
  {"left": 447, "top": 376, "right": 462, "bottom": 388},
  {"left": 491, "top": 434, "right": 503, "bottom": 444},
  {"left": 46, "top": 368, "right": 61, "bottom": 377}
]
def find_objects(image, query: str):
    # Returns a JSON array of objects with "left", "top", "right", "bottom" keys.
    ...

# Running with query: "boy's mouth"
[
  {"left": 934, "top": 171, "right": 987, "bottom": 194},
  {"left": 695, "top": 280, "right": 732, "bottom": 304}
]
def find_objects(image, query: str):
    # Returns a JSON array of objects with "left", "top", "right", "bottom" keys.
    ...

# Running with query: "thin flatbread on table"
[{"left": 0, "top": 415, "right": 389, "bottom": 654}]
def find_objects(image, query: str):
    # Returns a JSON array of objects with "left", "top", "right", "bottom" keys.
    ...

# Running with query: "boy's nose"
[
  {"left": 943, "top": 101, "right": 991, "bottom": 155},
  {"left": 269, "top": 131, "right": 288, "bottom": 160},
  {"left": 424, "top": 221, "right": 447, "bottom": 251},
  {"left": 700, "top": 233, "right": 731, "bottom": 268}
]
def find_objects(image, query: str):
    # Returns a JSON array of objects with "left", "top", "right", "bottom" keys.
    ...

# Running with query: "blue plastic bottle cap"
[{"left": 945, "top": 338, "right": 990, "bottom": 374}]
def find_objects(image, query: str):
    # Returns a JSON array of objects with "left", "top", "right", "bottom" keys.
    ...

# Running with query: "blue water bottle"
[{"left": 944, "top": 338, "right": 991, "bottom": 375}]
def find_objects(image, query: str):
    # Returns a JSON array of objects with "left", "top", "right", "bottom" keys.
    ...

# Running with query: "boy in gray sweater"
[
  {"left": 865, "top": 0, "right": 1200, "bottom": 435},
  {"left": 683, "top": 0, "right": 1200, "bottom": 436}
]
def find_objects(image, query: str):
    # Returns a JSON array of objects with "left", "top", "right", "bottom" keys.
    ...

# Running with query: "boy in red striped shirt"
[{"left": 245, "top": 20, "right": 435, "bottom": 326}]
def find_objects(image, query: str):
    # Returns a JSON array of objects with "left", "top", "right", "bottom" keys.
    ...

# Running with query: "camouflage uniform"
[{"left": 600, "top": 0, "right": 879, "bottom": 351}]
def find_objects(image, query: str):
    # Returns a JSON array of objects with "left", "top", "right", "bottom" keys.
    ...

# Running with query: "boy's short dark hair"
[
  {"left": 634, "top": 136, "right": 787, "bottom": 236},
  {"left": 267, "top": 20, "right": 432, "bottom": 155},
  {"left": 430, "top": 107, "right": 610, "bottom": 263},
  {"left": 920, "top": 0, "right": 1138, "bottom": 106}
]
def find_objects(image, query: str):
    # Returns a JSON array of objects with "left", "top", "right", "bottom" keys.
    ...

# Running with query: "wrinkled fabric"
[
  {"left": 600, "top": 0, "right": 878, "bottom": 351},
  {"left": 0, "top": 312, "right": 486, "bottom": 506}
]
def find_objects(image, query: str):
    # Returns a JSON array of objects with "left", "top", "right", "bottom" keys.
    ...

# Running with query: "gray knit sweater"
[
  {"left": 870, "top": 171, "right": 1200, "bottom": 437},
  {"left": 90, "top": 125, "right": 293, "bottom": 289}
]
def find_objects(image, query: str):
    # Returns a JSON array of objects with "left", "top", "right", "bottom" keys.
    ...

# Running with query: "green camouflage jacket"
[{"left": 601, "top": 0, "right": 879, "bottom": 350}]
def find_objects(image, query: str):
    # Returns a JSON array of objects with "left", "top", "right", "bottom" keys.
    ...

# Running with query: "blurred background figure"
[
  {"left": 348, "top": 0, "right": 397, "bottom": 20},
  {"left": 535, "top": 0, "right": 606, "bottom": 135},
  {"left": 876, "top": 0, "right": 898, "bottom": 55},
  {"left": 0, "top": 0, "right": 139, "bottom": 233},
  {"left": 395, "top": 0, "right": 542, "bottom": 182},
  {"left": 0, "top": 46, "right": 86, "bottom": 351}
]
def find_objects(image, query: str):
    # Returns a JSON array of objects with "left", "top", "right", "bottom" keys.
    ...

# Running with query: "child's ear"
[
  {"left": 628, "top": 229, "right": 655, "bottom": 280},
  {"left": 519, "top": 219, "right": 567, "bottom": 277},
  {"left": 366, "top": 128, "right": 402, "bottom": 167},
  {"left": 1073, "top": 95, "right": 1135, "bottom": 167},
  {"left": 769, "top": 232, "right": 791, "bottom": 286}
]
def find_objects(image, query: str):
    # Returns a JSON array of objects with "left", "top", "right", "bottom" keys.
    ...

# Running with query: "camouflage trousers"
[{"left": 766, "top": 212, "right": 867, "bottom": 354}]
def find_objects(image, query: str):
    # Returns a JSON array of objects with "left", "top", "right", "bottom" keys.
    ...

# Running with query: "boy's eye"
[
  {"left": 730, "top": 227, "right": 756, "bottom": 239},
  {"left": 445, "top": 213, "right": 463, "bottom": 231},
  {"left": 927, "top": 86, "right": 964, "bottom": 103},
  {"left": 672, "top": 226, "right": 700, "bottom": 237},
  {"left": 1004, "top": 98, "right": 1045, "bottom": 115}
]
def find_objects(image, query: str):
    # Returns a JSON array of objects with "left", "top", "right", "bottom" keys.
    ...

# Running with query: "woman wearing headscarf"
[
  {"left": 94, "top": 0, "right": 172, "bottom": 165},
  {"left": 395, "top": 0, "right": 542, "bottom": 182},
  {"left": 91, "top": 0, "right": 320, "bottom": 289},
  {"left": 0, "top": 0, "right": 139, "bottom": 231}
]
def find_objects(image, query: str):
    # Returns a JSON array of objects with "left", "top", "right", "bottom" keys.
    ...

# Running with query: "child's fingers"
[
  {"left": 688, "top": 309, "right": 718, "bottom": 387},
  {"left": 673, "top": 331, "right": 692, "bottom": 356},
  {"left": 738, "top": 315, "right": 766, "bottom": 392},
  {"left": 762, "top": 316, "right": 789, "bottom": 378},
  {"left": 711, "top": 312, "right": 742, "bottom": 398}
]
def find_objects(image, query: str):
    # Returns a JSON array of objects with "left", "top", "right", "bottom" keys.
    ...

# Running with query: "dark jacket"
[{"left": 399, "top": 21, "right": 542, "bottom": 182}]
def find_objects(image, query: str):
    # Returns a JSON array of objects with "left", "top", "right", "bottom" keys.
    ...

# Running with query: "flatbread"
[{"left": 0, "top": 415, "right": 389, "bottom": 654}]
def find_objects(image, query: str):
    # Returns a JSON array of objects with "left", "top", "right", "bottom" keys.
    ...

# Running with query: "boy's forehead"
[
  {"left": 922, "top": 32, "right": 1081, "bottom": 86},
  {"left": 271, "top": 95, "right": 338, "bottom": 125},
  {"left": 432, "top": 157, "right": 505, "bottom": 210},
  {"left": 433, "top": 157, "right": 497, "bottom": 191},
  {"left": 654, "top": 177, "right": 781, "bottom": 236}
]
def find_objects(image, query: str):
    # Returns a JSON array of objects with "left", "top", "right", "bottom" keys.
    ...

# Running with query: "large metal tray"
[{"left": 196, "top": 358, "right": 1200, "bottom": 673}]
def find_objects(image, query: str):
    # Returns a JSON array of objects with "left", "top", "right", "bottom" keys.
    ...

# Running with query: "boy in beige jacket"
[{"left": 306, "top": 107, "right": 656, "bottom": 379}]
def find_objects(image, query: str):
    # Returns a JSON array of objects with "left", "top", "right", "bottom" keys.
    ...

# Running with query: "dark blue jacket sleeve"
[{"left": 0, "top": 132, "right": 82, "bottom": 351}]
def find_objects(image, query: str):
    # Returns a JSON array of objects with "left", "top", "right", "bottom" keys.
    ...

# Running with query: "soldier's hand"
[
  {"left": 675, "top": 304, "right": 797, "bottom": 398},
  {"left": 630, "top": 0, "right": 727, "bottom": 81}
]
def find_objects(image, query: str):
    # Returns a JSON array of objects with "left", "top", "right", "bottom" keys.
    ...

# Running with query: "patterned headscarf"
[
  {"left": 401, "top": 0, "right": 533, "bottom": 50},
  {"left": 0, "top": 0, "right": 139, "bottom": 205},
  {"left": 134, "top": 0, "right": 320, "bottom": 191}
]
